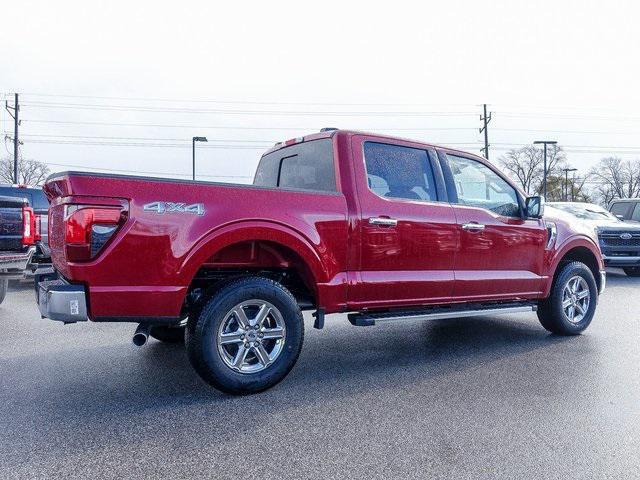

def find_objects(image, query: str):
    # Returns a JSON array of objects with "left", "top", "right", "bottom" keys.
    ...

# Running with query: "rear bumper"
[
  {"left": 37, "top": 277, "right": 88, "bottom": 323},
  {"left": 0, "top": 246, "right": 36, "bottom": 279}
]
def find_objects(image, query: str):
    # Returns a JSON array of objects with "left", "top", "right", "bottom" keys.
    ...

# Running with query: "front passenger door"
[{"left": 442, "top": 152, "right": 547, "bottom": 301}]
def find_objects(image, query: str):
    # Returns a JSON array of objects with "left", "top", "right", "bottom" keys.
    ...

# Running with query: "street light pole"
[
  {"left": 562, "top": 168, "right": 578, "bottom": 201},
  {"left": 533, "top": 140, "right": 557, "bottom": 199},
  {"left": 192, "top": 136, "right": 208, "bottom": 181}
]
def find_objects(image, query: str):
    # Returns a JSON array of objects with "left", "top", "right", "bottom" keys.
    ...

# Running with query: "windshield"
[{"left": 551, "top": 203, "right": 618, "bottom": 221}]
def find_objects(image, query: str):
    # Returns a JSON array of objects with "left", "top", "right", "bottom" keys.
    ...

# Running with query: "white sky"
[{"left": 2, "top": 0, "right": 640, "bottom": 185}]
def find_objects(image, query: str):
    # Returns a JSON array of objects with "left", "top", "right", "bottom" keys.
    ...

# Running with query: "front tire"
[
  {"left": 186, "top": 276, "right": 304, "bottom": 395},
  {"left": 623, "top": 267, "right": 640, "bottom": 277},
  {"left": 537, "top": 261, "right": 598, "bottom": 335}
]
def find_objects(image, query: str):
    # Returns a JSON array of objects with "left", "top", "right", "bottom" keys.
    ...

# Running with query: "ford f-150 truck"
[
  {"left": 1, "top": 195, "right": 37, "bottom": 305},
  {"left": 36, "top": 129, "right": 605, "bottom": 394}
]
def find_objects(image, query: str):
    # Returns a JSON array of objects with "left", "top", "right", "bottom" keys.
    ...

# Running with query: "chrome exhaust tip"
[{"left": 132, "top": 323, "right": 151, "bottom": 347}]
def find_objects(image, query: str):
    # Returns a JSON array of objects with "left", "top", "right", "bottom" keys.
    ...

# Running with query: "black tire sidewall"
[
  {"left": 188, "top": 277, "right": 304, "bottom": 394},
  {"left": 545, "top": 262, "right": 598, "bottom": 335}
]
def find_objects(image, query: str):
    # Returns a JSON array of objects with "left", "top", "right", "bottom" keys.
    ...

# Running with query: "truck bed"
[{"left": 43, "top": 171, "right": 349, "bottom": 320}]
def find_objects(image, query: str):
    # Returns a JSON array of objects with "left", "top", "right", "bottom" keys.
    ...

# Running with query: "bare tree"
[
  {"left": 0, "top": 156, "right": 50, "bottom": 185},
  {"left": 589, "top": 157, "right": 640, "bottom": 206},
  {"left": 498, "top": 144, "right": 568, "bottom": 198}
]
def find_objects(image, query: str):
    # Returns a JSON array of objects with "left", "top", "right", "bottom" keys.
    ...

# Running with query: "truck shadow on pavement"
[{"left": 1, "top": 277, "right": 609, "bottom": 458}]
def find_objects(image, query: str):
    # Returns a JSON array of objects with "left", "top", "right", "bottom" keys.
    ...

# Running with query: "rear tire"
[
  {"left": 186, "top": 276, "right": 304, "bottom": 395},
  {"left": 0, "top": 279, "right": 7, "bottom": 305},
  {"left": 149, "top": 325, "right": 185, "bottom": 343},
  {"left": 537, "top": 261, "right": 598, "bottom": 335},
  {"left": 623, "top": 267, "right": 640, "bottom": 277}
]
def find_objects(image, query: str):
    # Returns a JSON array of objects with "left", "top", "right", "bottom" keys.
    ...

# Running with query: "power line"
[
  {"left": 17, "top": 92, "right": 475, "bottom": 108},
  {"left": 494, "top": 127, "right": 640, "bottom": 135},
  {"left": 20, "top": 133, "right": 277, "bottom": 143},
  {"left": 22, "top": 119, "right": 476, "bottom": 132},
  {"left": 23, "top": 139, "right": 271, "bottom": 149},
  {"left": 21, "top": 101, "right": 476, "bottom": 117}
]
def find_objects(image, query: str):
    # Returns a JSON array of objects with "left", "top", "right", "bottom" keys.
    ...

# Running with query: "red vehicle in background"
[{"left": 36, "top": 129, "right": 605, "bottom": 394}]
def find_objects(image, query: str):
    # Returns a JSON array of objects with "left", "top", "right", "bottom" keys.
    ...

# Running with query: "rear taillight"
[
  {"left": 34, "top": 214, "right": 42, "bottom": 242},
  {"left": 64, "top": 205, "right": 126, "bottom": 262},
  {"left": 22, "top": 206, "right": 35, "bottom": 245}
]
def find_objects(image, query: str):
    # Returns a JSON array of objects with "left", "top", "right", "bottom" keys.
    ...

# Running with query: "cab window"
[
  {"left": 253, "top": 138, "right": 336, "bottom": 192},
  {"left": 363, "top": 142, "right": 437, "bottom": 202},
  {"left": 447, "top": 154, "right": 520, "bottom": 217},
  {"left": 610, "top": 202, "right": 632, "bottom": 220}
]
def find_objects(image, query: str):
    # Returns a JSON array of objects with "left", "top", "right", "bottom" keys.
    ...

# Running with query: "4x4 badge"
[{"left": 143, "top": 202, "right": 205, "bottom": 216}]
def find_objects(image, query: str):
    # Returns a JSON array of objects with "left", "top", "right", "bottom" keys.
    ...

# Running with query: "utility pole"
[
  {"left": 4, "top": 93, "right": 19, "bottom": 183},
  {"left": 479, "top": 104, "right": 492, "bottom": 160},
  {"left": 533, "top": 140, "right": 557, "bottom": 199}
]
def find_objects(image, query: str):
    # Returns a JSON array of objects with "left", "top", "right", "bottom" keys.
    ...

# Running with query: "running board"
[{"left": 348, "top": 302, "right": 537, "bottom": 327}]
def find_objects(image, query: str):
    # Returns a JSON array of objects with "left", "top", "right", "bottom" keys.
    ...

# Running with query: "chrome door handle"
[
  {"left": 369, "top": 217, "right": 398, "bottom": 226},
  {"left": 462, "top": 222, "right": 485, "bottom": 231}
]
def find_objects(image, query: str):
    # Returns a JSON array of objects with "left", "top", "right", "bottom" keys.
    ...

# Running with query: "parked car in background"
[
  {"left": 36, "top": 130, "right": 605, "bottom": 394},
  {"left": 0, "top": 195, "right": 37, "bottom": 304},
  {"left": 549, "top": 202, "right": 640, "bottom": 277},
  {"left": 609, "top": 198, "right": 640, "bottom": 224},
  {"left": 0, "top": 185, "right": 51, "bottom": 277}
]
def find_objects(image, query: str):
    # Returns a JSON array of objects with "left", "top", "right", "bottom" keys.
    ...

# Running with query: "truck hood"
[
  {"left": 544, "top": 206, "right": 640, "bottom": 232},
  {"left": 543, "top": 206, "right": 601, "bottom": 244}
]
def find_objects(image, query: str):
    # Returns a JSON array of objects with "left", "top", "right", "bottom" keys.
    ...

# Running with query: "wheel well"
[
  {"left": 555, "top": 246, "right": 601, "bottom": 291},
  {"left": 183, "top": 240, "right": 317, "bottom": 316}
]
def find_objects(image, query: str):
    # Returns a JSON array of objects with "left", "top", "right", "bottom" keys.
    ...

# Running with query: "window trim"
[
  {"left": 361, "top": 140, "right": 445, "bottom": 205},
  {"left": 441, "top": 151, "right": 525, "bottom": 218}
]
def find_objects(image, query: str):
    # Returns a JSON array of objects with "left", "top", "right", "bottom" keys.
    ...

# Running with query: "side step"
[{"left": 348, "top": 302, "right": 537, "bottom": 327}]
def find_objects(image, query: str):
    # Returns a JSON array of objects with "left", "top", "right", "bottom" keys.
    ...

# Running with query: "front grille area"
[{"left": 599, "top": 232, "right": 640, "bottom": 247}]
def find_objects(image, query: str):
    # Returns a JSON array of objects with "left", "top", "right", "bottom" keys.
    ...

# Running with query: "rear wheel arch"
[{"left": 179, "top": 222, "right": 328, "bottom": 312}]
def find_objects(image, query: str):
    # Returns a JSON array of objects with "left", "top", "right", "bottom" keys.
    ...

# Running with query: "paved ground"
[{"left": 0, "top": 271, "right": 639, "bottom": 479}]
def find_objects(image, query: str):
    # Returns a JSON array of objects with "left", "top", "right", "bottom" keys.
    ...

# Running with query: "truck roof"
[{"left": 263, "top": 129, "right": 486, "bottom": 162}]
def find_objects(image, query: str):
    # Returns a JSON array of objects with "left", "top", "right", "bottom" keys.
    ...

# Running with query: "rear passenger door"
[{"left": 349, "top": 136, "right": 458, "bottom": 310}]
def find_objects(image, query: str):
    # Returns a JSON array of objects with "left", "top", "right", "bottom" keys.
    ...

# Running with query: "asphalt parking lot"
[{"left": 1, "top": 271, "right": 639, "bottom": 479}]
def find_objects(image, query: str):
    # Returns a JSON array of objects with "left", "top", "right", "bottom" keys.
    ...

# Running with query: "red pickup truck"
[{"left": 37, "top": 129, "right": 605, "bottom": 394}]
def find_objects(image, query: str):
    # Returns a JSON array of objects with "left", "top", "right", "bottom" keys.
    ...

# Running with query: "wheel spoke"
[
  {"left": 575, "top": 302, "right": 585, "bottom": 315},
  {"left": 253, "top": 304, "right": 271, "bottom": 327},
  {"left": 566, "top": 305, "right": 575, "bottom": 321},
  {"left": 254, "top": 344, "right": 270, "bottom": 366},
  {"left": 233, "top": 307, "right": 251, "bottom": 329},
  {"left": 232, "top": 345, "right": 249, "bottom": 368},
  {"left": 562, "top": 297, "right": 573, "bottom": 309},
  {"left": 220, "top": 331, "right": 244, "bottom": 345},
  {"left": 261, "top": 326, "right": 284, "bottom": 340},
  {"left": 572, "top": 278, "right": 580, "bottom": 293},
  {"left": 576, "top": 289, "right": 589, "bottom": 300}
]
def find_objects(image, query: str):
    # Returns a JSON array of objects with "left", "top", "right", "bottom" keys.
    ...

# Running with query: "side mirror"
[{"left": 525, "top": 196, "right": 545, "bottom": 219}]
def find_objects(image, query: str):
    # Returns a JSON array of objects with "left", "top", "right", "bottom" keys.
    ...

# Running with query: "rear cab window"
[{"left": 253, "top": 138, "right": 336, "bottom": 193}]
